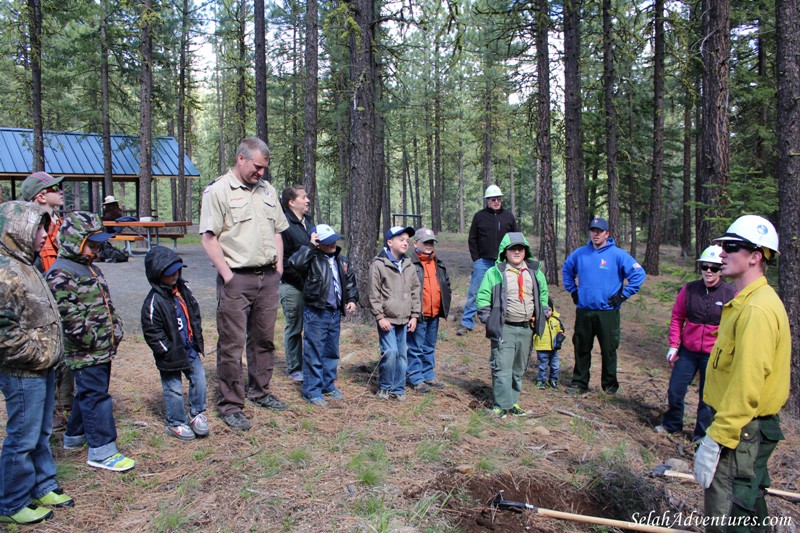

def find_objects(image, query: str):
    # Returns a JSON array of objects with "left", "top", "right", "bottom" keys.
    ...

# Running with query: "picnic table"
[{"left": 104, "top": 220, "right": 192, "bottom": 255}]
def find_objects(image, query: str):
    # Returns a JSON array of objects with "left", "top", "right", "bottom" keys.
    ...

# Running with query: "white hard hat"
[
  {"left": 714, "top": 215, "right": 779, "bottom": 255},
  {"left": 484, "top": 184, "right": 503, "bottom": 198},
  {"left": 696, "top": 245, "right": 723, "bottom": 265}
]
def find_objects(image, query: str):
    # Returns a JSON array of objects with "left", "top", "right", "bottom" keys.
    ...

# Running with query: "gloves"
[
  {"left": 693, "top": 435, "right": 722, "bottom": 489},
  {"left": 666, "top": 347, "right": 679, "bottom": 366},
  {"left": 608, "top": 293, "right": 627, "bottom": 307},
  {"left": 571, "top": 291, "right": 579, "bottom": 305}
]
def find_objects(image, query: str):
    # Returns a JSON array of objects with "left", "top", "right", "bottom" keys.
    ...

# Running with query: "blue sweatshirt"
[{"left": 562, "top": 237, "right": 646, "bottom": 310}]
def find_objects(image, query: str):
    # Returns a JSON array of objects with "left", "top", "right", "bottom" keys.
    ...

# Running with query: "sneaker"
[
  {"left": 288, "top": 371, "right": 304, "bottom": 382},
  {"left": 456, "top": 326, "right": 471, "bottom": 336},
  {"left": 566, "top": 384, "right": 588, "bottom": 396},
  {"left": 222, "top": 411, "right": 252, "bottom": 431},
  {"left": 410, "top": 382, "right": 431, "bottom": 393},
  {"left": 0, "top": 504, "right": 53, "bottom": 524},
  {"left": 375, "top": 389, "right": 390, "bottom": 400},
  {"left": 87, "top": 452, "right": 135, "bottom": 472},
  {"left": 509, "top": 404, "right": 528, "bottom": 417},
  {"left": 489, "top": 406, "right": 508, "bottom": 419},
  {"left": 190, "top": 413, "right": 209, "bottom": 437},
  {"left": 323, "top": 388, "right": 344, "bottom": 401},
  {"left": 165, "top": 424, "right": 196, "bottom": 441},
  {"left": 536, "top": 380, "right": 546, "bottom": 390},
  {"left": 425, "top": 380, "right": 445, "bottom": 389},
  {"left": 391, "top": 393, "right": 407, "bottom": 402},
  {"left": 654, "top": 424, "right": 671, "bottom": 435},
  {"left": 307, "top": 396, "right": 328, "bottom": 407},
  {"left": 548, "top": 380, "right": 559, "bottom": 390},
  {"left": 249, "top": 394, "right": 288, "bottom": 411},
  {"left": 33, "top": 488, "right": 74, "bottom": 508}
]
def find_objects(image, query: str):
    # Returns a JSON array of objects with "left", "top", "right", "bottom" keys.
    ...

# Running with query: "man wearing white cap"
[
  {"left": 693, "top": 215, "right": 790, "bottom": 532},
  {"left": 101, "top": 196, "right": 124, "bottom": 222},
  {"left": 457, "top": 185, "right": 516, "bottom": 336}
]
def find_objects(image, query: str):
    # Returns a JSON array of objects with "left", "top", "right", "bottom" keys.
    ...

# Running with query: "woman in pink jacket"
[{"left": 655, "top": 246, "right": 736, "bottom": 441}]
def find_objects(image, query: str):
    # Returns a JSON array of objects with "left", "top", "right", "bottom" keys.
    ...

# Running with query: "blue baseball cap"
[
  {"left": 588, "top": 217, "right": 609, "bottom": 231},
  {"left": 314, "top": 224, "right": 342, "bottom": 246},
  {"left": 384, "top": 226, "right": 414, "bottom": 244},
  {"left": 163, "top": 261, "right": 188, "bottom": 276}
]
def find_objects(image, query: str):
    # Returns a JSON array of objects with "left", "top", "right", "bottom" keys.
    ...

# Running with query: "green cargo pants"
[
  {"left": 571, "top": 308, "right": 620, "bottom": 392},
  {"left": 489, "top": 323, "right": 533, "bottom": 410},
  {"left": 704, "top": 416, "right": 784, "bottom": 533}
]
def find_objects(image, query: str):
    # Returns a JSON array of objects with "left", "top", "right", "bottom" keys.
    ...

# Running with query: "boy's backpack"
[
  {"left": 98, "top": 241, "right": 129, "bottom": 263},
  {"left": 552, "top": 316, "right": 566, "bottom": 350}
]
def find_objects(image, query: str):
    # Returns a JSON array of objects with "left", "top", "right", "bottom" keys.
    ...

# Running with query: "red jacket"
[{"left": 668, "top": 279, "right": 736, "bottom": 353}]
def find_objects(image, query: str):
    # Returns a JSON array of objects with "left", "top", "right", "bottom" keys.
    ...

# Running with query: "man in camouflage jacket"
[
  {"left": 0, "top": 201, "right": 73, "bottom": 525},
  {"left": 45, "top": 212, "right": 135, "bottom": 472}
]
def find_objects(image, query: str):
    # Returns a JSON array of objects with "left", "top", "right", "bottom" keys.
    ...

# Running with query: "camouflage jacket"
[
  {"left": 46, "top": 212, "right": 123, "bottom": 369},
  {"left": 0, "top": 201, "right": 63, "bottom": 377}
]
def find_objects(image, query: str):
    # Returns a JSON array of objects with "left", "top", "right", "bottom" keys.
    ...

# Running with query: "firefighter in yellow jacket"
[{"left": 693, "top": 215, "right": 790, "bottom": 532}]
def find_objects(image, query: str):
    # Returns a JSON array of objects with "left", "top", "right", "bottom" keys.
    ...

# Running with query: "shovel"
[
  {"left": 489, "top": 490, "right": 692, "bottom": 533},
  {"left": 652, "top": 464, "right": 800, "bottom": 501}
]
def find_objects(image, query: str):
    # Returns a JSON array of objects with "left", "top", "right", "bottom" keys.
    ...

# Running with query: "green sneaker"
[
  {"left": 489, "top": 406, "right": 508, "bottom": 419},
  {"left": 33, "top": 487, "right": 74, "bottom": 508},
  {"left": 536, "top": 380, "right": 546, "bottom": 390},
  {"left": 87, "top": 452, "right": 135, "bottom": 472},
  {"left": 0, "top": 504, "right": 53, "bottom": 524},
  {"left": 509, "top": 404, "right": 528, "bottom": 417}
]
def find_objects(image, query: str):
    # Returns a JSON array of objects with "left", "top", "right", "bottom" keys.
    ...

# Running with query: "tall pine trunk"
[
  {"left": 101, "top": 4, "right": 113, "bottom": 197},
  {"left": 564, "top": 0, "right": 586, "bottom": 256},
  {"left": 603, "top": 0, "right": 619, "bottom": 236},
  {"left": 537, "top": 0, "right": 557, "bottom": 285},
  {"left": 254, "top": 0, "right": 268, "bottom": 144},
  {"left": 28, "top": 0, "right": 44, "bottom": 172},
  {"left": 138, "top": 0, "right": 154, "bottom": 218},
  {"left": 302, "top": 0, "right": 319, "bottom": 214}
]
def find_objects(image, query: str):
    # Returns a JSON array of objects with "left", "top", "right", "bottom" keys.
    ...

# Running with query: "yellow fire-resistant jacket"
[{"left": 703, "top": 276, "right": 790, "bottom": 448}]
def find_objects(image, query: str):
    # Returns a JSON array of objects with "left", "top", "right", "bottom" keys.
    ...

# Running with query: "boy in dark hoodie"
[
  {"left": 142, "top": 246, "right": 208, "bottom": 440},
  {"left": 46, "top": 212, "right": 134, "bottom": 472},
  {"left": 288, "top": 225, "right": 358, "bottom": 406},
  {"left": 476, "top": 232, "right": 549, "bottom": 418},
  {"left": 0, "top": 201, "right": 72, "bottom": 525}
]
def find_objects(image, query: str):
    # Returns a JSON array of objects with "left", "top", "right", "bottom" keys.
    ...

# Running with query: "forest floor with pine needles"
[{"left": 3, "top": 234, "right": 799, "bottom": 532}]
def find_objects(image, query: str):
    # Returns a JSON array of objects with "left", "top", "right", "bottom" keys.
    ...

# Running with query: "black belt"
[
  {"left": 231, "top": 264, "right": 275, "bottom": 275},
  {"left": 505, "top": 321, "right": 530, "bottom": 327}
]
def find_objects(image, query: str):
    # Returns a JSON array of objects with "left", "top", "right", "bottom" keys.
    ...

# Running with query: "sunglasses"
[
  {"left": 42, "top": 184, "right": 60, "bottom": 193},
  {"left": 721, "top": 241, "right": 757, "bottom": 254},
  {"left": 487, "top": 197, "right": 502, "bottom": 202},
  {"left": 700, "top": 264, "right": 721, "bottom": 273}
]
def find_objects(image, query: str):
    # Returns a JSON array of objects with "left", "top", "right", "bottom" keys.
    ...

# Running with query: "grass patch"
[
  {"left": 328, "top": 429, "right": 355, "bottom": 453},
  {"left": 256, "top": 451, "right": 283, "bottom": 477},
  {"left": 415, "top": 439, "right": 447, "bottom": 462},
  {"left": 475, "top": 456, "right": 497, "bottom": 472},
  {"left": 353, "top": 496, "right": 398, "bottom": 532},
  {"left": 466, "top": 410, "right": 486, "bottom": 437},
  {"left": 348, "top": 442, "right": 388, "bottom": 486},
  {"left": 412, "top": 392, "right": 436, "bottom": 415},
  {"left": 193, "top": 447, "right": 212, "bottom": 461},
  {"left": 287, "top": 447, "right": 310, "bottom": 464}
]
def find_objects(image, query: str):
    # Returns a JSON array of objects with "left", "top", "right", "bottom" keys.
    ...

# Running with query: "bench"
[
  {"left": 109, "top": 234, "right": 146, "bottom": 255},
  {"left": 155, "top": 231, "right": 188, "bottom": 252}
]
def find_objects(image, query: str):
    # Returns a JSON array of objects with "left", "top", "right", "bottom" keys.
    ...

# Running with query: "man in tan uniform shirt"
[{"left": 199, "top": 137, "right": 289, "bottom": 431}]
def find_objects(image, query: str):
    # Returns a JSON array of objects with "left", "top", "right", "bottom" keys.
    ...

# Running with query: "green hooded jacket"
[
  {"left": 475, "top": 232, "right": 549, "bottom": 342},
  {"left": 0, "top": 201, "right": 63, "bottom": 377}
]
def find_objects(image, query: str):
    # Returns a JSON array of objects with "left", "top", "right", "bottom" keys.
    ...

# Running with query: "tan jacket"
[{"left": 368, "top": 250, "right": 421, "bottom": 325}]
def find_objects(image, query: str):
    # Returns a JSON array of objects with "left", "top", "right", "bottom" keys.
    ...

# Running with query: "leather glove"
[
  {"left": 608, "top": 293, "right": 627, "bottom": 307},
  {"left": 666, "top": 347, "right": 679, "bottom": 366},
  {"left": 693, "top": 435, "right": 722, "bottom": 489},
  {"left": 571, "top": 291, "right": 579, "bottom": 305}
]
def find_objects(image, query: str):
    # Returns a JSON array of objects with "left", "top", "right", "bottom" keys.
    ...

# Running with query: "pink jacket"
[{"left": 668, "top": 279, "right": 736, "bottom": 354}]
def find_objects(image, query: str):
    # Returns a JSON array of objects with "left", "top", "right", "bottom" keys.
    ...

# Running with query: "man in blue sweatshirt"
[{"left": 562, "top": 217, "right": 645, "bottom": 394}]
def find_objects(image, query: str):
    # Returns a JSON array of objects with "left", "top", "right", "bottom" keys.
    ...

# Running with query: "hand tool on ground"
[
  {"left": 489, "top": 490, "right": 692, "bottom": 533},
  {"left": 651, "top": 464, "right": 800, "bottom": 501}
]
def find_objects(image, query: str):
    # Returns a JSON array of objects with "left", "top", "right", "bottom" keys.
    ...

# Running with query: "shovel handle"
[
  {"left": 536, "top": 507, "right": 692, "bottom": 533},
  {"left": 662, "top": 470, "right": 800, "bottom": 500}
]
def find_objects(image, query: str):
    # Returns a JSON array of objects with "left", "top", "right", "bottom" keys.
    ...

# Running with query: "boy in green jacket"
[{"left": 476, "top": 232, "right": 549, "bottom": 417}]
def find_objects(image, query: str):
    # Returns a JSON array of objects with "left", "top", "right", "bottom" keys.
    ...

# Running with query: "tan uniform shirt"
[
  {"left": 198, "top": 169, "right": 288, "bottom": 268},
  {"left": 504, "top": 267, "right": 535, "bottom": 323}
]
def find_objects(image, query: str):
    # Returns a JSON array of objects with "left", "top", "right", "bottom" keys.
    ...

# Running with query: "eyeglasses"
[
  {"left": 487, "top": 197, "right": 502, "bottom": 202},
  {"left": 721, "top": 241, "right": 757, "bottom": 254},
  {"left": 700, "top": 264, "right": 721, "bottom": 273},
  {"left": 44, "top": 185, "right": 60, "bottom": 193}
]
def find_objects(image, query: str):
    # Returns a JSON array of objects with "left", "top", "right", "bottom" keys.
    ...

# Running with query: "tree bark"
[
  {"left": 776, "top": 0, "right": 800, "bottom": 416},
  {"left": 254, "top": 0, "right": 268, "bottom": 144},
  {"left": 236, "top": 0, "right": 247, "bottom": 141},
  {"left": 101, "top": 4, "right": 113, "bottom": 197},
  {"left": 603, "top": 0, "right": 619, "bottom": 236},
  {"left": 563, "top": 0, "right": 586, "bottom": 256},
  {"left": 302, "top": 0, "right": 319, "bottom": 214},
  {"left": 643, "top": 0, "right": 665, "bottom": 275},
  {"left": 176, "top": 0, "right": 190, "bottom": 221},
  {"left": 28, "top": 0, "right": 44, "bottom": 172},
  {"left": 537, "top": 0, "right": 557, "bottom": 286},
  {"left": 138, "top": 0, "right": 154, "bottom": 218},
  {"left": 681, "top": 90, "right": 693, "bottom": 258}
]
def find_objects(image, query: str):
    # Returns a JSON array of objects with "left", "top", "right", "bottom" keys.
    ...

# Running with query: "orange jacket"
[
  {"left": 40, "top": 214, "right": 61, "bottom": 272},
  {"left": 419, "top": 252, "right": 442, "bottom": 318}
]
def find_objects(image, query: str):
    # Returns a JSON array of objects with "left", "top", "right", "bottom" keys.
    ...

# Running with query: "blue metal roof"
[{"left": 0, "top": 127, "right": 200, "bottom": 179}]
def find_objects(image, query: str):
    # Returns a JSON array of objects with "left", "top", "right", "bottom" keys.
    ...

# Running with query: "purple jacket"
[{"left": 669, "top": 279, "right": 736, "bottom": 354}]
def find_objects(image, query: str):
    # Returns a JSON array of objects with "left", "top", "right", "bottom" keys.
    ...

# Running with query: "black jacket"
[
  {"left": 281, "top": 208, "right": 313, "bottom": 289},
  {"left": 288, "top": 244, "right": 359, "bottom": 311},
  {"left": 468, "top": 207, "right": 517, "bottom": 261},
  {"left": 141, "top": 246, "right": 204, "bottom": 372},
  {"left": 409, "top": 250, "right": 452, "bottom": 318}
]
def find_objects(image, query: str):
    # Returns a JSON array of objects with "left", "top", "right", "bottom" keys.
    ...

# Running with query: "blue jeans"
[
  {"left": 302, "top": 306, "right": 341, "bottom": 400},
  {"left": 159, "top": 355, "right": 207, "bottom": 426},
  {"left": 661, "top": 346, "right": 712, "bottom": 440},
  {"left": 64, "top": 363, "right": 119, "bottom": 462},
  {"left": 536, "top": 350, "right": 560, "bottom": 382},
  {"left": 0, "top": 369, "right": 58, "bottom": 516},
  {"left": 461, "top": 258, "right": 495, "bottom": 329},
  {"left": 407, "top": 316, "right": 440, "bottom": 385},
  {"left": 280, "top": 282, "right": 305, "bottom": 375},
  {"left": 378, "top": 324, "right": 408, "bottom": 395}
]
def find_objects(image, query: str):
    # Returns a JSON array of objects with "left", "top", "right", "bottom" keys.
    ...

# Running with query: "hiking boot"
[
  {"left": 324, "top": 388, "right": 344, "bottom": 401},
  {"left": 509, "top": 404, "right": 528, "bottom": 417},
  {"left": 288, "top": 371, "right": 303, "bottom": 382},
  {"left": 391, "top": 393, "right": 407, "bottom": 402},
  {"left": 165, "top": 424, "right": 196, "bottom": 441},
  {"left": 222, "top": 412, "right": 251, "bottom": 431},
  {"left": 0, "top": 504, "right": 53, "bottom": 524},
  {"left": 654, "top": 424, "right": 671, "bottom": 435},
  {"left": 566, "top": 384, "right": 588, "bottom": 396},
  {"left": 190, "top": 413, "right": 209, "bottom": 437},
  {"left": 375, "top": 389, "right": 390, "bottom": 400},
  {"left": 488, "top": 406, "right": 508, "bottom": 419},
  {"left": 536, "top": 380, "right": 546, "bottom": 390},
  {"left": 548, "top": 380, "right": 559, "bottom": 390},
  {"left": 425, "top": 380, "right": 445, "bottom": 389},
  {"left": 410, "top": 382, "right": 431, "bottom": 393},
  {"left": 87, "top": 452, "right": 135, "bottom": 472},
  {"left": 307, "top": 397, "right": 328, "bottom": 407},
  {"left": 456, "top": 326, "right": 471, "bottom": 336},
  {"left": 602, "top": 386, "right": 619, "bottom": 395},
  {"left": 249, "top": 394, "right": 288, "bottom": 411},
  {"left": 33, "top": 488, "right": 74, "bottom": 508}
]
